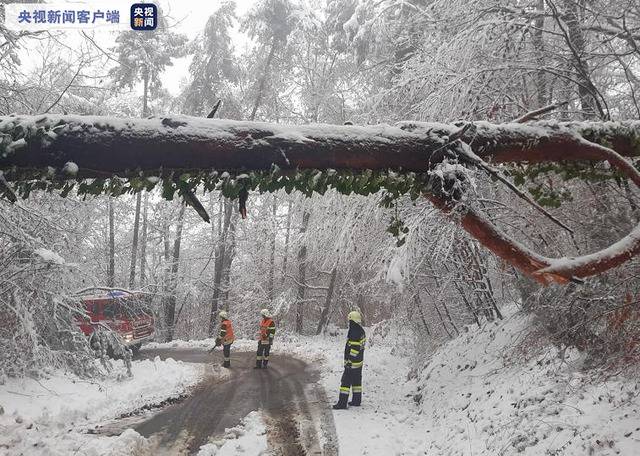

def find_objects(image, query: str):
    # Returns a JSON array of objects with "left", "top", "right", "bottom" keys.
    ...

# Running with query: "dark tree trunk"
[
  {"left": 3, "top": 116, "right": 640, "bottom": 284},
  {"left": 533, "top": 0, "right": 547, "bottom": 108},
  {"left": 556, "top": 0, "right": 605, "bottom": 119},
  {"left": 209, "top": 198, "right": 233, "bottom": 334},
  {"left": 267, "top": 196, "right": 277, "bottom": 301},
  {"left": 142, "top": 69, "right": 149, "bottom": 117},
  {"left": 128, "top": 192, "right": 142, "bottom": 288},
  {"left": 222, "top": 210, "right": 237, "bottom": 304},
  {"left": 295, "top": 210, "right": 310, "bottom": 334},
  {"left": 165, "top": 204, "right": 186, "bottom": 342},
  {"left": 107, "top": 198, "right": 115, "bottom": 287},
  {"left": 139, "top": 192, "right": 149, "bottom": 286},
  {"left": 316, "top": 266, "right": 338, "bottom": 335},
  {"left": 5, "top": 117, "right": 639, "bottom": 179},
  {"left": 282, "top": 200, "right": 292, "bottom": 284}
]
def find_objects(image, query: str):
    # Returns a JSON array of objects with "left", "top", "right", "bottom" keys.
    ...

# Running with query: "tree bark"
[
  {"left": 533, "top": 0, "right": 548, "bottom": 108},
  {"left": 139, "top": 192, "right": 149, "bottom": 286},
  {"left": 128, "top": 192, "right": 141, "bottom": 288},
  {"left": 107, "top": 198, "right": 115, "bottom": 287},
  {"left": 165, "top": 203, "right": 186, "bottom": 342},
  {"left": 142, "top": 68, "right": 149, "bottom": 117},
  {"left": 267, "top": 195, "right": 277, "bottom": 301},
  {"left": 3, "top": 117, "right": 639, "bottom": 178},
  {"left": 3, "top": 116, "right": 640, "bottom": 284},
  {"left": 282, "top": 200, "right": 292, "bottom": 283},
  {"left": 316, "top": 266, "right": 338, "bottom": 335},
  {"left": 295, "top": 210, "right": 310, "bottom": 334},
  {"left": 209, "top": 197, "right": 233, "bottom": 334},
  {"left": 221, "top": 209, "right": 237, "bottom": 304}
]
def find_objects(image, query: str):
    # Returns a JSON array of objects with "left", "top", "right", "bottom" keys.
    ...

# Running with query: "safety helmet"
[
  {"left": 348, "top": 310, "right": 362, "bottom": 324},
  {"left": 219, "top": 310, "right": 228, "bottom": 319},
  {"left": 260, "top": 308, "right": 271, "bottom": 318}
]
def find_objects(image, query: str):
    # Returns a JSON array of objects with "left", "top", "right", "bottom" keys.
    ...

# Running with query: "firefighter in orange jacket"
[
  {"left": 333, "top": 310, "right": 366, "bottom": 409},
  {"left": 255, "top": 309, "right": 276, "bottom": 369},
  {"left": 215, "top": 310, "right": 235, "bottom": 368}
]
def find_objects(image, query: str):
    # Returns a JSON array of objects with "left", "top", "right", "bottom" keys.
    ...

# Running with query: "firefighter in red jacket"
[
  {"left": 215, "top": 310, "right": 235, "bottom": 368},
  {"left": 333, "top": 310, "right": 366, "bottom": 409},
  {"left": 255, "top": 309, "right": 276, "bottom": 369}
]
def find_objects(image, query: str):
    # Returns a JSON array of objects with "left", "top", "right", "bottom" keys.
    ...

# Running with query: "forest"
[{"left": 1, "top": 0, "right": 640, "bottom": 455}]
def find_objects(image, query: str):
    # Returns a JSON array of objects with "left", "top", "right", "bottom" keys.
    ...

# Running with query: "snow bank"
[
  {"left": 197, "top": 411, "right": 268, "bottom": 455},
  {"left": 0, "top": 357, "right": 203, "bottom": 455},
  {"left": 416, "top": 307, "right": 640, "bottom": 455}
]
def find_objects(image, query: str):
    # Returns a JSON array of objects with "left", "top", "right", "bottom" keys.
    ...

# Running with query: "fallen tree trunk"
[
  {"left": 0, "top": 115, "right": 639, "bottom": 177},
  {"left": 2, "top": 114, "right": 640, "bottom": 285}
]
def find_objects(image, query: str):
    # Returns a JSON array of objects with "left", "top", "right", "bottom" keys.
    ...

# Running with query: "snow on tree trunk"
[
  {"left": 295, "top": 210, "right": 310, "bottom": 333},
  {"left": 2, "top": 115, "right": 640, "bottom": 284},
  {"left": 2, "top": 116, "right": 639, "bottom": 178}
]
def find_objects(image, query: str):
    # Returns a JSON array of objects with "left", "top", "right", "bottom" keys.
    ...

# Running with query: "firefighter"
[
  {"left": 255, "top": 308, "right": 276, "bottom": 369},
  {"left": 215, "top": 310, "right": 235, "bottom": 368},
  {"left": 333, "top": 310, "right": 366, "bottom": 409}
]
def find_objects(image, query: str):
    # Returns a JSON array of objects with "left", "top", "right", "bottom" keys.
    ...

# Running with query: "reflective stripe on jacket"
[
  {"left": 259, "top": 318, "right": 276, "bottom": 343},
  {"left": 344, "top": 321, "right": 366, "bottom": 368},
  {"left": 219, "top": 319, "right": 235, "bottom": 344}
]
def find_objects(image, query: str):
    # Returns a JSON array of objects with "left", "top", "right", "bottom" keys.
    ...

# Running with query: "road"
[{"left": 129, "top": 348, "right": 339, "bottom": 455}]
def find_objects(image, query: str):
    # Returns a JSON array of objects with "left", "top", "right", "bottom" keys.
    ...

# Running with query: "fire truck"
[{"left": 76, "top": 290, "right": 155, "bottom": 354}]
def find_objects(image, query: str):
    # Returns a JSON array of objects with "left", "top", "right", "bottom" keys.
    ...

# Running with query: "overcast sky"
[
  {"left": 16, "top": 0, "right": 258, "bottom": 97},
  {"left": 157, "top": 0, "right": 257, "bottom": 95}
]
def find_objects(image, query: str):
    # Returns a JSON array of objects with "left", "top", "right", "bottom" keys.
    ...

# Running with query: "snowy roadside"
[
  {"left": 415, "top": 306, "right": 640, "bottom": 456},
  {"left": 0, "top": 357, "right": 204, "bottom": 456}
]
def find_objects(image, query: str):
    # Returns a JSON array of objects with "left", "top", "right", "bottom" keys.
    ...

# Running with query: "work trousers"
[{"left": 256, "top": 342, "right": 271, "bottom": 367}]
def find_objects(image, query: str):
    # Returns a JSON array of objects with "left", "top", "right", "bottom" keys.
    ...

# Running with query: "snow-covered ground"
[
  {"left": 3, "top": 308, "right": 639, "bottom": 455},
  {"left": 195, "top": 306, "right": 640, "bottom": 456},
  {"left": 295, "top": 306, "right": 640, "bottom": 456},
  {"left": 0, "top": 357, "right": 204, "bottom": 455},
  {"left": 414, "top": 308, "right": 640, "bottom": 456}
]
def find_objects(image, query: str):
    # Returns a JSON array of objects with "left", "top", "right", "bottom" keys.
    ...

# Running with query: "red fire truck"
[{"left": 76, "top": 290, "right": 155, "bottom": 354}]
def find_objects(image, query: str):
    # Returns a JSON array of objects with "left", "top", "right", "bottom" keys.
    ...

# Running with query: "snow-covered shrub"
[
  {"left": 0, "top": 199, "right": 97, "bottom": 378},
  {"left": 523, "top": 276, "right": 640, "bottom": 370}
]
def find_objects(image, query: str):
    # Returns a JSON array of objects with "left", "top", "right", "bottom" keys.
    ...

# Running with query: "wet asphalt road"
[{"left": 132, "top": 348, "right": 338, "bottom": 455}]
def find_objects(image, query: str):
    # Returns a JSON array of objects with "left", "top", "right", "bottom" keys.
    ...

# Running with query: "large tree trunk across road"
[
  {"left": 1, "top": 114, "right": 640, "bottom": 285},
  {"left": 0, "top": 115, "right": 639, "bottom": 177}
]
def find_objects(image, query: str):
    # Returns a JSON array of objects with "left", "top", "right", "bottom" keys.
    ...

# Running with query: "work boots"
[
  {"left": 254, "top": 360, "right": 262, "bottom": 369},
  {"left": 223, "top": 360, "right": 230, "bottom": 368},
  {"left": 262, "top": 359, "right": 269, "bottom": 368},
  {"left": 348, "top": 392, "right": 362, "bottom": 406},
  {"left": 332, "top": 395, "right": 348, "bottom": 410}
]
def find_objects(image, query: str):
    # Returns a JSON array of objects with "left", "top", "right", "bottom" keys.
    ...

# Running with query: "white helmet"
[
  {"left": 219, "top": 310, "right": 228, "bottom": 319},
  {"left": 348, "top": 310, "right": 362, "bottom": 324},
  {"left": 260, "top": 308, "right": 271, "bottom": 318}
]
